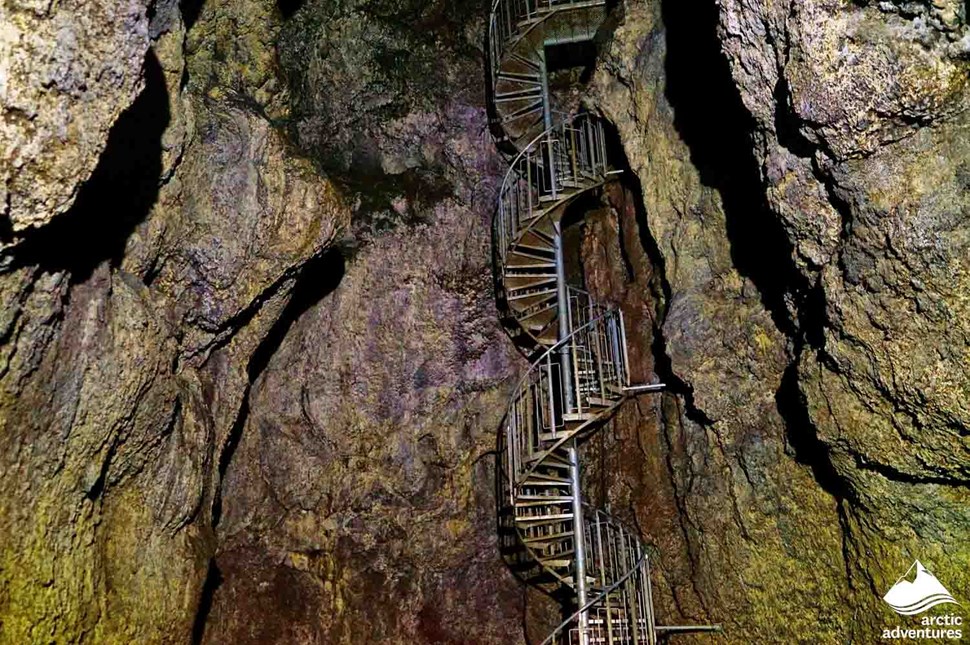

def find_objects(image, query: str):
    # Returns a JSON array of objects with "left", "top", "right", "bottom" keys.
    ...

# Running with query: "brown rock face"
[
  {"left": 1, "top": 0, "right": 967, "bottom": 642},
  {"left": 583, "top": 0, "right": 970, "bottom": 641},
  {"left": 0, "top": 0, "right": 151, "bottom": 244},
  {"left": 715, "top": 0, "right": 970, "bottom": 633},
  {"left": 196, "top": 1, "right": 541, "bottom": 642},
  {"left": 0, "top": 0, "right": 348, "bottom": 641}
]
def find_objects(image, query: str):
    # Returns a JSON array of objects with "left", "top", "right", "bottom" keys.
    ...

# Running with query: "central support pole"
[
  {"left": 568, "top": 443, "right": 590, "bottom": 644},
  {"left": 541, "top": 45, "right": 589, "bottom": 644}
]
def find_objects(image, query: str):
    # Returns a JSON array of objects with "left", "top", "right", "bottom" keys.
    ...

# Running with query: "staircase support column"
[
  {"left": 568, "top": 442, "right": 590, "bottom": 645},
  {"left": 541, "top": 42, "right": 589, "bottom": 644}
]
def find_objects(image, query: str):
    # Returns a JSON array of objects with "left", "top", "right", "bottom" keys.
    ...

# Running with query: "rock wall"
[
  {"left": 0, "top": 0, "right": 348, "bottom": 641},
  {"left": 0, "top": 0, "right": 151, "bottom": 243},
  {"left": 716, "top": 0, "right": 970, "bottom": 635},
  {"left": 1, "top": 0, "right": 967, "bottom": 642},
  {"left": 582, "top": 0, "right": 970, "bottom": 641},
  {"left": 196, "top": 1, "right": 545, "bottom": 642}
]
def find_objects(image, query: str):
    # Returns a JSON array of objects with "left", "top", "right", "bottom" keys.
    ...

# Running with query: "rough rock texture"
[
  {"left": 716, "top": 0, "right": 970, "bottom": 633},
  {"left": 587, "top": 2, "right": 847, "bottom": 640},
  {"left": 0, "top": 0, "right": 151, "bottom": 245},
  {"left": 196, "top": 1, "right": 544, "bottom": 642},
  {"left": 204, "top": 199, "right": 528, "bottom": 644},
  {"left": 0, "top": 0, "right": 347, "bottom": 641},
  {"left": 2, "top": 0, "right": 969, "bottom": 642},
  {"left": 583, "top": 0, "right": 970, "bottom": 641}
]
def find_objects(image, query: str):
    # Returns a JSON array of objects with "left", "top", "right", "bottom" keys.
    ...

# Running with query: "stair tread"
[
  {"left": 523, "top": 530, "right": 574, "bottom": 544},
  {"left": 514, "top": 498, "right": 572, "bottom": 508},
  {"left": 515, "top": 513, "right": 574, "bottom": 523},
  {"left": 507, "top": 286, "right": 557, "bottom": 300}
]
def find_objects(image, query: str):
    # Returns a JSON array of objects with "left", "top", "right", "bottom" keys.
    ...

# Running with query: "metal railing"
[
  {"left": 494, "top": 113, "right": 609, "bottom": 270},
  {"left": 488, "top": 0, "right": 607, "bottom": 87},
  {"left": 487, "top": 0, "right": 719, "bottom": 642},
  {"left": 546, "top": 508, "right": 656, "bottom": 645},
  {"left": 502, "top": 306, "right": 629, "bottom": 494}
]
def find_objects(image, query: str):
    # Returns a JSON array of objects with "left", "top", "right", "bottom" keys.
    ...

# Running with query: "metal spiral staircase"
[{"left": 487, "top": 2, "right": 720, "bottom": 643}]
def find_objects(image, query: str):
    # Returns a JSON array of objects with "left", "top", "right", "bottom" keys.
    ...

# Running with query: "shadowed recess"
[
  {"left": 3, "top": 51, "right": 169, "bottom": 282},
  {"left": 190, "top": 560, "right": 223, "bottom": 645},
  {"left": 661, "top": 0, "right": 803, "bottom": 339},
  {"left": 776, "top": 362, "right": 851, "bottom": 501},
  {"left": 248, "top": 247, "right": 346, "bottom": 381},
  {"left": 278, "top": 0, "right": 304, "bottom": 19},
  {"left": 181, "top": 0, "right": 205, "bottom": 29},
  {"left": 661, "top": 0, "right": 850, "bottom": 504}
]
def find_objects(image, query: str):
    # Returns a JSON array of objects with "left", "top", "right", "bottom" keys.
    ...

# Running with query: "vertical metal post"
[
  {"left": 539, "top": 49, "right": 552, "bottom": 131},
  {"left": 644, "top": 555, "right": 657, "bottom": 645},
  {"left": 540, "top": 43, "right": 589, "bottom": 641},
  {"left": 618, "top": 310, "right": 631, "bottom": 387},
  {"left": 568, "top": 443, "right": 589, "bottom": 644}
]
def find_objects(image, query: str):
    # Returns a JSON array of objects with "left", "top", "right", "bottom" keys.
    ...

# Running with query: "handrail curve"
[{"left": 485, "top": 0, "right": 719, "bottom": 642}]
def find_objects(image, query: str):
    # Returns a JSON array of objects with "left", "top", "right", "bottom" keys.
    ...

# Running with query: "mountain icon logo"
[{"left": 883, "top": 561, "right": 960, "bottom": 616}]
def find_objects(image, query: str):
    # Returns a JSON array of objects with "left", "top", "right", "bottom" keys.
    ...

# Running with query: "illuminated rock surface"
[{"left": 0, "top": 0, "right": 966, "bottom": 642}]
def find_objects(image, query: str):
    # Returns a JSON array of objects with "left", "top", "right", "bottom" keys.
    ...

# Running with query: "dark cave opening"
[
  {"left": 277, "top": 0, "right": 304, "bottom": 19},
  {"left": 181, "top": 0, "right": 205, "bottom": 30},
  {"left": 191, "top": 559, "right": 224, "bottom": 645},
  {"left": 545, "top": 40, "right": 597, "bottom": 76},
  {"left": 3, "top": 51, "right": 169, "bottom": 282},
  {"left": 776, "top": 362, "right": 851, "bottom": 501},
  {"left": 773, "top": 77, "right": 817, "bottom": 160}
]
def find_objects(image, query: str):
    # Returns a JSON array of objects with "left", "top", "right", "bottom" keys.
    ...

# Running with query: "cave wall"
[
  {"left": 198, "top": 1, "right": 536, "bottom": 642},
  {"left": 586, "top": 1, "right": 849, "bottom": 640},
  {"left": 583, "top": 0, "right": 970, "bottom": 641},
  {"left": 1, "top": 0, "right": 968, "bottom": 642},
  {"left": 715, "top": 0, "right": 970, "bottom": 633},
  {"left": 0, "top": 0, "right": 348, "bottom": 641},
  {"left": 2, "top": 0, "right": 537, "bottom": 642}
]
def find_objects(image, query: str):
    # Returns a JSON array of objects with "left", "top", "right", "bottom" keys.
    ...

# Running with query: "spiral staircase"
[{"left": 487, "top": 2, "right": 720, "bottom": 643}]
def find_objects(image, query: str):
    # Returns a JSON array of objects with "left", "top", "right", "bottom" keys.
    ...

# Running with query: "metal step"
[
  {"left": 523, "top": 473, "right": 571, "bottom": 485},
  {"left": 509, "top": 248, "right": 555, "bottom": 262},
  {"left": 535, "top": 320, "right": 559, "bottom": 345},
  {"left": 523, "top": 530, "right": 574, "bottom": 545},
  {"left": 506, "top": 51, "right": 541, "bottom": 71},
  {"left": 499, "top": 98, "right": 544, "bottom": 123},
  {"left": 494, "top": 88, "right": 543, "bottom": 103},
  {"left": 514, "top": 498, "right": 573, "bottom": 509},
  {"left": 505, "top": 271, "right": 557, "bottom": 285},
  {"left": 496, "top": 71, "right": 542, "bottom": 84},
  {"left": 528, "top": 450, "right": 570, "bottom": 469},
  {"left": 562, "top": 412, "right": 598, "bottom": 422},
  {"left": 538, "top": 557, "right": 574, "bottom": 568},
  {"left": 508, "top": 291, "right": 556, "bottom": 313},
  {"left": 505, "top": 253, "right": 556, "bottom": 269},
  {"left": 519, "top": 304, "right": 558, "bottom": 330},
  {"left": 507, "top": 285, "right": 557, "bottom": 301},
  {"left": 515, "top": 512, "right": 574, "bottom": 525},
  {"left": 585, "top": 396, "right": 618, "bottom": 407}
]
